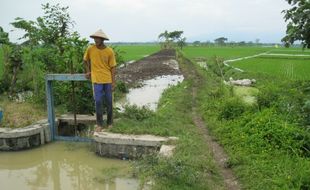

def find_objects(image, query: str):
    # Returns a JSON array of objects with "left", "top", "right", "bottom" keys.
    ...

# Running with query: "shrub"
[
  {"left": 235, "top": 108, "right": 310, "bottom": 156},
  {"left": 256, "top": 83, "right": 280, "bottom": 109},
  {"left": 302, "top": 100, "right": 310, "bottom": 125},
  {"left": 122, "top": 105, "right": 155, "bottom": 121},
  {"left": 116, "top": 81, "right": 129, "bottom": 93},
  {"left": 219, "top": 97, "right": 247, "bottom": 120}
]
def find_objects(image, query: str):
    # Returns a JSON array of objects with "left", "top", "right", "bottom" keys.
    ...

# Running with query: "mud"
[{"left": 116, "top": 49, "right": 182, "bottom": 86}]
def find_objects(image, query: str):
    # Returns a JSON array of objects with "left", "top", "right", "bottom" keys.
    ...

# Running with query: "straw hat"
[{"left": 90, "top": 29, "right": 109, "bottom": 40}]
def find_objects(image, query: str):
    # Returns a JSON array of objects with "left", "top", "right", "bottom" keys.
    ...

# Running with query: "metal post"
[
  {"left": 45, "top": 74, "right": 89, "bottom": 142},
  {"left": 46, "top": 79, "right": 55, "bottom": 140}
]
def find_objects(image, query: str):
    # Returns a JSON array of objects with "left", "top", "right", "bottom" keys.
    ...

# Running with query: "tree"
[
  {"left": 193, "top": 41, "right": 201, "bottom": 46},
  {"left": 177, "top": 37, "right": 186, "bottom": 50},
  {"left": 282, "top": 0, "right": 310, "bottom": 49},
  {"left": 0, "top": 27, "right": 10, "bottom": 45},
  {"left": 214, "top": 37, "right": 228, "bottom": 46},
  {"left": 158, "top": 30, "right": 186, "bottom": 49},
  {"left": 158, "top": 30, "right": 171, "bottom": 49}
]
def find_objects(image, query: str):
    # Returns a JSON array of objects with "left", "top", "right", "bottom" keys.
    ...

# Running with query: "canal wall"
[
  {"left": 0, "top": 115, "right": 177, "bottom": 159},
  {"left": 0, "top": 119, "right": 52, "bottom": 151}
]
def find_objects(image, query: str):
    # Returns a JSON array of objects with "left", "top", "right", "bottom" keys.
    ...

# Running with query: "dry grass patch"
[{"left": 0, "top": 98, "right": 46, "bottom": 128}]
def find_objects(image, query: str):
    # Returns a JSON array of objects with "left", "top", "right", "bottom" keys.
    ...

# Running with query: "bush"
[
  {"left": 116, "top": 81, "right": 128, "bottom": 93},
  {"left": 256, "top": 83, "right": 280, "bottom": 109},
  {"left": 302, "top": 100, "right": 310, "bottom": 125},
  {"left": 219, "top": 97, "right": 247, "bottom": 120},
  {"left": 122, "top": 105, "right": 155, "bottom": 121},
  {"left": 234, "top": 108, "right": 310, "bottom": 156}
]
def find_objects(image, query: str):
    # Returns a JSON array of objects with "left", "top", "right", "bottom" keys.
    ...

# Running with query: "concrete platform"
[{"left": 93, "top": 132, "right": 177, "bottom": 159}]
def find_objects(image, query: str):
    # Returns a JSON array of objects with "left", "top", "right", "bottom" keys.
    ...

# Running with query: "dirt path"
[
  {"left": 180, "top": 56, "right": 240, "bottom": 190},
  {"left": 117, "top": 49, "right": 181, "bottom": 86},
  {"left": 117, "top": 49, "right": 240, "bottom": 189}
]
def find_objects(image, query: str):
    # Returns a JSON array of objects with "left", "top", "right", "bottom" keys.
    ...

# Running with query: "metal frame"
[{"left": 45, "top": 74, "right": 93, "bottom": 142}]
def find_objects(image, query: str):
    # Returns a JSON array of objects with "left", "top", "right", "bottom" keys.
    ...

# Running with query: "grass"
[
  {"left": 183, "top": 46, "right": 310, "bottom": 80},
  {"left": 183, "top": 46, "right": 274, "bottom": 60},
  {"left": 268, "top": 49, "right": 310, "bottom": 55},
  {"left": 192, "top": 52, "right": 310, "bottom": 189},
  {"left": 233, "top": 86, "right": 259, "bottom": 105},
  {"left": 116, "top": 45, "right": 160, "bottom": 62},
  {"left": 0, "top": 96, "right": 46, "bottom": 128},
  {"left": 111, "top": 55, "right": 224, "bottom": 189},
  {"left": 230, "top": 56, "right": 310, "bottom": 80}
]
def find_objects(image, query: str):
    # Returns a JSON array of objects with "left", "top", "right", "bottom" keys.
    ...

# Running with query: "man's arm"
[
  {"left": 111, "top": 66, "right": 116, "bottom": 91},
  {"left": 83, "top": 60, "right": 91, "bottom": 80}
]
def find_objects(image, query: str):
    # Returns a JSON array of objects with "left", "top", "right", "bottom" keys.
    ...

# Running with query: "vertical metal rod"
[{"left": 69, "top": 60, "right": 77, "bottom": 136}]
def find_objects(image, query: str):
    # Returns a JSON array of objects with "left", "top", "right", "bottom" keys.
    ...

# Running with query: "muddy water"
[
  {"left": 0, "top": 142, "right": 138, "bottom": 190},
  {"left": 117, "top": 75, "right": 184, "bottom": 111}
]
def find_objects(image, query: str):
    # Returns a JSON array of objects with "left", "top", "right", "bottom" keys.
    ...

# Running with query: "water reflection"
[
  {"left": 117, "top": 75, "right": 184, "bottom": 111},
  {"left": 0, "top": 142, "right": 138, "bottom": 190}
]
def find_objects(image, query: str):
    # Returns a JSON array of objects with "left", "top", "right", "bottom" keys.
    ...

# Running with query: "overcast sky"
[{"left": 0, "top": 0, "right": 291, "bottom": 43}]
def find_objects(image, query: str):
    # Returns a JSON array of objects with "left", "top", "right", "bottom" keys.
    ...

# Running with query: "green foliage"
[
  {"left": 230, "top": 55, "right": 310, "bottom": 80},
  {"left": 256, "top": 83, "right": 280, "bottom": 109},
  {"left": 2, "top": 3, "right": 94, "bottom": 114},
  {"left": 53, "top": 81, "right": 94, "bottom": 114},
  {"left": 116, "top": 45, "right": 160, "bottom": 62},
  {"left": 189, "top": 50, "right": 310, "bottom": 189},
  {"left": 115, "top": 81, "right": 128, "bottom": 93},
  {"left": 111, "top": 70, "right": 224, "bottom": 189},
  {"left": 121, "top": 105, "right": 155, "bottom": 121},
  {"left": 183, "top": 46, "right": 273, "bottom": 60},
  {"left": 219, "top": 97, "right": 247, "bottom": 120},
  {"left": 0, "top": 27, "right": 9, "bottom": 45},
  {"left": 208, "top": 56, "right": 225, "bottom": 78},
  {"left": 11, "top": 3, "right": 73, "bottom": 47},
  {"left": 158, "top": 30, "right": 186, "bottom": 49},
  {"left": 230, "top": 109, "right": 309, "bottom": 156},
  {"left": 302, "top": 100, "right": 310, "bottom": 125},
  {"left": 214, "top": 37, "right": 228, "bottom": 45},
  {"left": 282, "top": 0, "right": 310, "bottom": 48},
  {"left": 110, "top": 45, "right": 125, "bottom": 66}
]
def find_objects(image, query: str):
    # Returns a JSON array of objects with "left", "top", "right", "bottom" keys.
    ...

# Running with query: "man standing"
[{"left": 83, "top": 29, "right": 116, "bottom": 132}]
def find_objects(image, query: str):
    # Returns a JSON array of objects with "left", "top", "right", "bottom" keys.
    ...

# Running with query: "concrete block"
[
  {"left": 93, "top": 132, "right": 169, "bottom": 147},
  {"left": 159, "top": 145, "right": 176, "bottom": 158}
]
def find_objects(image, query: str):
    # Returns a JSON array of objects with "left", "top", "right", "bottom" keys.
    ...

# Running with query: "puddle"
[
  {"left": 116, "top": 75, "right": 184, "bottom": 111},
  {"left": 0, "top": 142, "right": 139, "bottom": 190}
]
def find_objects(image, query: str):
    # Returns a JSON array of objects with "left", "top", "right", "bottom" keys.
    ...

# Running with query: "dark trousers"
[{"left": 93, "top": 83, "right": 113, "bottom": 126}]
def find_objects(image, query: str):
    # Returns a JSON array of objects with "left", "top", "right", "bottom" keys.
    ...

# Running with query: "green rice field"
[
  {"left": 116, "top": 45, "right": 160, "bottom": 62},
  {"left": 183, "top": 46, "right": 273, "bottom": 60},
  {"left": 183, "top": 46, "right": 310, "bottom": 80},
  {"left": 231, "top": 55, "right": 310, "bottom": 80},
  {"left": 268, "top": 49, "right": 310, "bottom": 55}
]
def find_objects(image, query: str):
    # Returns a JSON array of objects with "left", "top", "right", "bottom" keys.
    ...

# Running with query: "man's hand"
[{"left": 85, "top": 72, "right": 91, "bottom": 80}]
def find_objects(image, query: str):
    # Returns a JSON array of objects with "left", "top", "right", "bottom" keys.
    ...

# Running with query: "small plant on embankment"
[{"left": 194, "top": 54, "right": 310, "bottom": 189}]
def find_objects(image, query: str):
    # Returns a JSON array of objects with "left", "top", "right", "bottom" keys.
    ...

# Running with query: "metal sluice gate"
[{"left": 45, "top": 74, "right": 93, "bottom": 142}]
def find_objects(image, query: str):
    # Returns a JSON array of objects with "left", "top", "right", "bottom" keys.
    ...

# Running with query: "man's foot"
[
  {"left": 94, "top": 125, "right": 103, "bottom": 133},
  {"left": 107, "top": 124, "right": 113, "bottom": 129}
]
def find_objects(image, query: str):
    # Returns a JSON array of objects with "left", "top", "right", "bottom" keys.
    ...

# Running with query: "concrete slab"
[
  {"left": 94, "top": 132, "right": 169, "bottom": 147},
  {"left": 159, "top": 145, "right": 176, "bottom": 158}
]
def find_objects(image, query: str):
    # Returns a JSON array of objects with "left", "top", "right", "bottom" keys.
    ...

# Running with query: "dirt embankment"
[{"left": 116, "top": 49, "right": 182, "bottom": 86}]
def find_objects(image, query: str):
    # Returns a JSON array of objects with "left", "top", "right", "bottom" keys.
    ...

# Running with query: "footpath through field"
[{"left": 180, "top": 55, "right": 240, "bottom": 190}]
